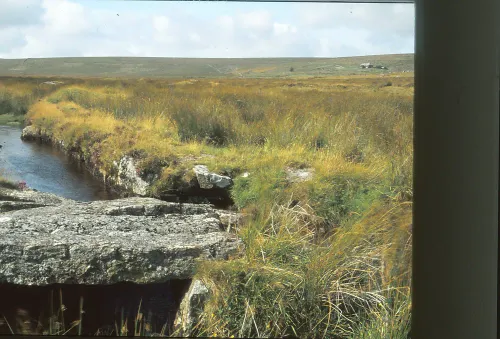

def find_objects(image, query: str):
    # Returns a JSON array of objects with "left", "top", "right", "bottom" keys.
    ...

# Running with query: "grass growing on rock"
[
  {"left": 0, "top": 74, "right": 413, "bottom": 338},
  {"left": 0, "top": 175, "right": 18, "bottom": 189}
]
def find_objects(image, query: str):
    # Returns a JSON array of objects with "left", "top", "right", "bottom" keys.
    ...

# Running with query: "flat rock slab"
[
  {"left": 0, "top": 195, "right": 242, "bottom": 285},
  {"left": 0, "top": 200, "right": 50, "bottom": 213},
  {"left": 0, "top": 187, "right": 70, "bottom": 206}
]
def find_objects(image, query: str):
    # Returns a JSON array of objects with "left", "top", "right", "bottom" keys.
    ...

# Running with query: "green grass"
[
  {"left": 196, "top": 200, "right": 412, "bottom": 338},
  {"left": 349, "top": 288, "right": 411, "bottom": 339},
  {"left": 0, "top": 113, "right": 24, "bottom": 125}
]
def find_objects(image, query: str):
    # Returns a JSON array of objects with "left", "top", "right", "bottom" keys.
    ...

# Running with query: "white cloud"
[
  {"left": 274, "top": 23, "right": 297, "bottom": 36},
  {"left": 298, "top": 3, "right": 414, "bottom": 55},
  {"left": 216, "top": 15, "right": 234, "bottom": 31},
  {"left": 0, "top": 0, "right": 44, "bottom": 28},
  {"left": 239, "top": 10, "right": 272, "bottom": 31},
  {"left": 153, "top": 15, "right": 169, "bottom": 33},
  {"left": 189, "top": 33, "right": 201, "bottom": 43},
  {"left": 0, "top": 1, "right": 415, "bottom": 59},
  {"left": 41, "top": 0, "right": 90, "bottom": 35},
  {"left": 0, "top": 28, "right": 27, "bottom": 53},
  {"left": 313, "top": 28, "right": 378, "bottom": 57}
]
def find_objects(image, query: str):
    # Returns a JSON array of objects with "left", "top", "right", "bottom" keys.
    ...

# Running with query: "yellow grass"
[{"left": 1, "top": 74, "right": 414, "bottom": 338}]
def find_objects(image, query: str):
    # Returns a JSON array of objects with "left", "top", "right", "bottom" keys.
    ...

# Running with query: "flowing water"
[{"left": 0, "top": 125, "right": 117, "bottom": 201}]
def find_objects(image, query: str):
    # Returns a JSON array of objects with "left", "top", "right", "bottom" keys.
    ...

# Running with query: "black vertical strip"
[{"left": 412, "top": 0, "right": 499, "bottom": 338}]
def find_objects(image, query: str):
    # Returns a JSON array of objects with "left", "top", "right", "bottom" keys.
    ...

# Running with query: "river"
[{"left": 0, "top": 125, "right": 117, "bottom": 201}]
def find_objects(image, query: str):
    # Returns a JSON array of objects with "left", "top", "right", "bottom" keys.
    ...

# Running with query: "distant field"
[{"left": 0, "top": 54, "right": 414, "bottom": 79}]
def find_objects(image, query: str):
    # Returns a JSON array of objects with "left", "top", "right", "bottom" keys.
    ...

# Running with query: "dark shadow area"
[
  {"left": 0, "top": 280, "right": 191, "bottom": 336},
  {"left": 158, "top": 185, "right": 235, "bottom": 210},
  {"left": 178, "top": 186, "right": 234, "bottom": 209}
]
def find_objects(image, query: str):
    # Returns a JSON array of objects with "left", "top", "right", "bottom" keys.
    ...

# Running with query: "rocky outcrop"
[
  {"left": 285, "top": 167, "right": 314, "bottom": 183},
  {"left": 0, "top": 187, "right": 70, "bottom": 206},
  {"left": 173, "top": 279, "right": 210, "bottom": 337},
  {"left": 113, "top": 156, "right": 150, "bottom": 196},
  {"left": 0, "top": 200, "right": 49, "bottom": 213},
  {"left": 20, "top": 125, "right": 42, "bottom": 141},
  {"left": 193, "top": 165, "right": 233, "bottom": 190},
  {"left": 215, "top": 209, "right": 245, "bottom": 232},
  {"left": 0, "top": 189, "right": 242, "bottom": 285}
]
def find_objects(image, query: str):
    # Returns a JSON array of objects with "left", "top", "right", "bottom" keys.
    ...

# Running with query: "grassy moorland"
[
  {"left": 0, "top": 78, "right": 62, "bottom": 125},
  {"left": 0, "top": 54, "right": 414, "bottom": 79},
  {"left": 0, "top": 66, "right": 413, "bottom": 338}
]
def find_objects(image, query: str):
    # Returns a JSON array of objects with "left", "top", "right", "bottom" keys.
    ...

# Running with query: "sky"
[{"left": 0, "top": 0, "right": 415, "bottom": 59}]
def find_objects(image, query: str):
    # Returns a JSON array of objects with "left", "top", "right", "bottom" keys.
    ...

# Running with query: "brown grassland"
[{"left": 0, "top": 72, "right": 413, "bottom": 338}]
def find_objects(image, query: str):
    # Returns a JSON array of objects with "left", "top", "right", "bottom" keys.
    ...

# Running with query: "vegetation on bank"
[
  {"left": 0, "top": 113, "right": 24, "bottom": 125},
  {"left": 0, "top": 74, "right": 413, "bottom": 338},
  {"left": 0, "top": 78, "right": 62, "bottom": 125},
  {"left": 0, "top": 175, "right": 18, "bottom": 189}
]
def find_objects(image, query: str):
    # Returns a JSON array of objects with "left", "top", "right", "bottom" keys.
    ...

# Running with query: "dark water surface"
[{"left": 0, "top": 125, "right": 117, "bottom": 201}]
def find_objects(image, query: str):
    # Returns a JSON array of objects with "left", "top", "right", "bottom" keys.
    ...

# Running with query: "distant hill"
[{"left": 0, "top": 54, "right": 414, "bottom": 79}]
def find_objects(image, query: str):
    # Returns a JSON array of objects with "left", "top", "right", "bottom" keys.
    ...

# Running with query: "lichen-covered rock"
[
  {"left": 113, "top": 156, "right": 150, "bottom": 196},
  {"left": 0, "top": 197, "right": 242, "bottom": 285},
  {"left": 20, "top": 125, "right": 41, "bottom": 141},
  {"left": 173, "top": 279, "right": 210, "bottom": 337},
  {"left": 0, "top": 187, "right": 71, "bottom": 206},
  {"left": 215, "top": 210, "right": 244, "bottom": 232},
  {"left": 0, "top": 200, "right": 49, "bottom": 213},
  {"left": 285, "top": 167, "right": 315, "bottom": 183},
  {"left": 193, "top": 165, "right": 233, "bottom": 189}
]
